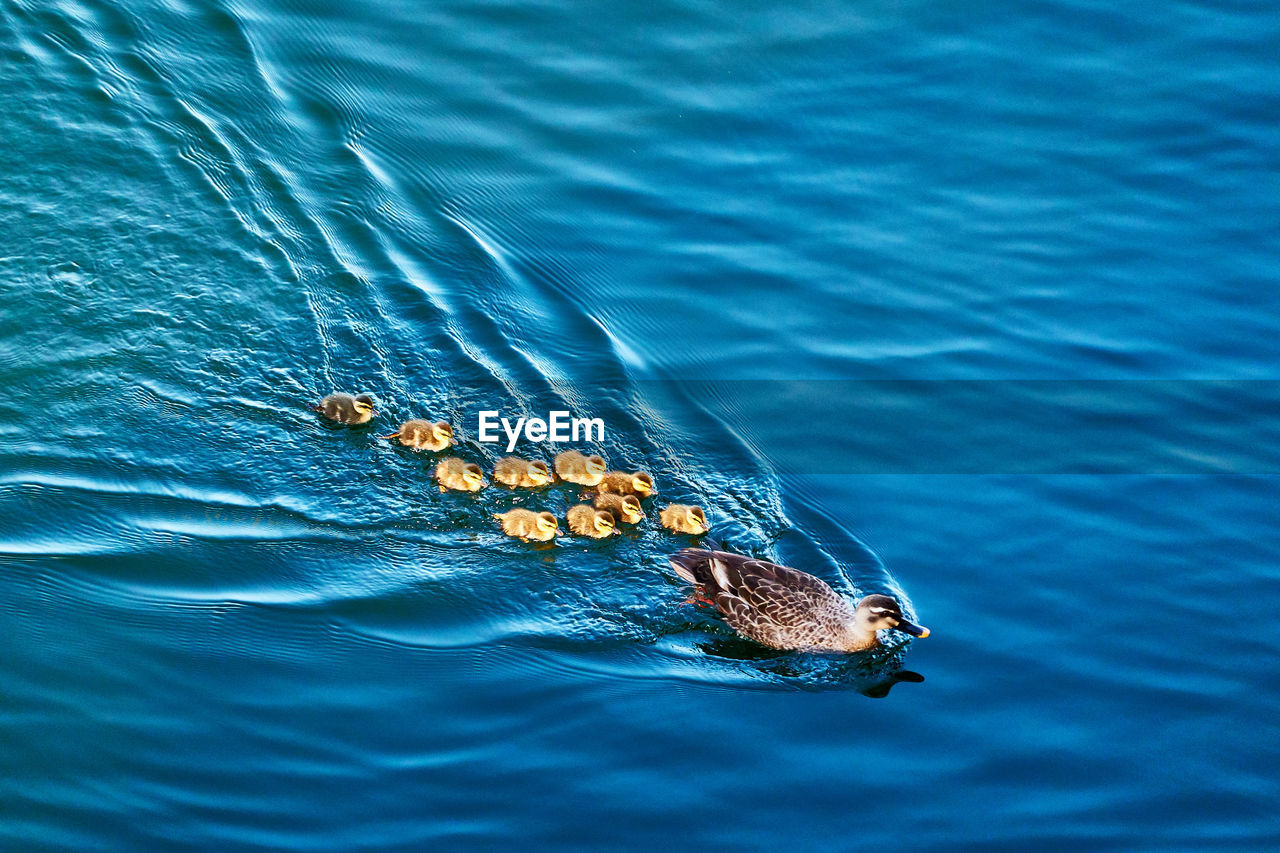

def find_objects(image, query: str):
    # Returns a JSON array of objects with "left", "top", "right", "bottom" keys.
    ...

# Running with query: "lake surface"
[{"left": 2, "top": 0, "right": 1278, "bottom": 848}]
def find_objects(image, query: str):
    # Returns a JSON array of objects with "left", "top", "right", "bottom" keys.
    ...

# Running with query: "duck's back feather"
[{"left": 670, "top": 549, "right": 855, "bottom": 650}]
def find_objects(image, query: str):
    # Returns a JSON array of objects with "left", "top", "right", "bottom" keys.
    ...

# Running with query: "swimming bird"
[
  {"left": 554, "top": 450, "right": 607, "bottom": 486},
  {"left": 659, "top": 504, "right": 709, "bottom": 535},
  {"left": 383, "top": 419, "right": 452, "bottom": 451},
  {"left": 566, "top": 504, "right": 618, "bottom": 538},
  {"left": 594, "top": 493, "right": 643, "bottom": 525},
  {"left": 434, "top": 456, "right": 486, "bottom": 492},
  {"left": 494, "top": 509, "right": 559, "bottom": 542},
  {"left": 493, "top": 456, "right": 552, "bottom": 488},
  {"left": 596, "top": 470, "right": 654, "bottom": 497},
  {"left": 314, "top": 392, "right": 376, "bottom": 425},
  {"left": 669, "top": 549, "right": 928, "bottom": 652}
]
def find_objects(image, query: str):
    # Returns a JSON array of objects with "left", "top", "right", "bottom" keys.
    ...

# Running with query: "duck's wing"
[{"left": 670, "top": 550, "right": 854, "bottom": 649}]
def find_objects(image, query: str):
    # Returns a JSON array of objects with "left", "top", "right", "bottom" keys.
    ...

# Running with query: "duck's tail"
[{"left": 669, "top": 548, "right": 718, "bottom": 585}]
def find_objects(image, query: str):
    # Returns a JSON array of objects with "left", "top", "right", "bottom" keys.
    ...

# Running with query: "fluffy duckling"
[
  {"left": 566, "top": 504, "right": 619, "bottom": 539},
  {"left": 554, "top": 450, "right": 608, "bottom": 486},
  {"left": 493, "top": 456, "right": 552, "bottom": 488},
  {"left": 383, "top": 419, "right": 453, "bottom": 451},
  {"left": 670, "top": 549, "right": 929, "bottom": 652},
  {"left": 659, "top": 504, "right": 709, "bottom": 535},
  {"left": 314, "top": 392, "right": 376, "bottom": 425},
  {"left": 434, "top": 456, "right": 486, "bottom": 492},
  {"left": 494, "top": 509, "right": 559, "bottom": 542},
  {"left": 596, "top": 470, "right": 654, "bottom": 498},
  {"left": 594, "top": 493, "right": 644, "bottom": 525}
]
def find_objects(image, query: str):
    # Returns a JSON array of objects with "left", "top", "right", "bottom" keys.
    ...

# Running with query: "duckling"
[
  {"left": 659, "top": 504, "right": 709, "bottom": 535},
  {"left": 669, "top": 549, "right": 929, "bottom": 652},
  {"left": 594, "top": 493, "right": 644, "bottom": 525},
  {"left": 434, "top": 456, "right": 486, "bottom": 492},
  {"left": 554, "top": 450, "right": 608, "bottom": 486},
  {"left": 596, "top": 470, "right": 654, "bottom": 498},
  {"left": 494, "top": 509, "right": 559, "bottom": 542},
  {"left": 383, "top": 419, "right": 453, "bottom": 451},
  {"left": 493, "top": 456, "right": 552, "bottom": 488},
  {"left": 566, "top": 504, "right": 618, "bottom": 539},
  {"left": 314, "top": 392, "right": 376, "bottom": 425}
]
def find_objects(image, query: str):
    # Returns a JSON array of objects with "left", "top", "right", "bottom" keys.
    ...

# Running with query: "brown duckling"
[
  {"left": 434, "top": 456, "right": 486, "bottom": 492},
  {"left": 596, "top": 470, "right": 654, "bottom": 498},
  {"left": 659, "top": 504, "right": 709, "bottom": 535},
  {"left": 314, "top": 392, "right": 376, "bottom": 425},
  {"left": 566, "top": 504, "right": 619, "bottom": 539},
  {"left": 554, "top": 450, "right": 607, "bottom": 487},
  {"left": 383, "top": 419, "right": 453, "bottom": 451},
  {"left": 493, "top": 456, "right": 552, "bottom": 488},
  {"left": 594, "top": 493, "right": 644, "bottom": 525},
  {"left": 494, "top": 509, "right": 559, "bottom": 542}
]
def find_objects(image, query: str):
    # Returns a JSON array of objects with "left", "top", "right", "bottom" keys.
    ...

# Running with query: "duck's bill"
[{"left": 895, "top": 619, "right": 930, "bottom": 638}]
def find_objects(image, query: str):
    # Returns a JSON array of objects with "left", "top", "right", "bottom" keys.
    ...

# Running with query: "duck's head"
[
  {"left": 686, "top": 506, "right": 709, "bottom": 534},
  {"left": 536, "top": 512, "right": 559, "bottom": 536},
  {"left": 353, "top": 394, "right": 376, "bottom": 416},
  {"left": 463, "top": 463, "right": 485, "bottom": 489},
  {"left": 585, "top": 455, "right": 607, "bottom": 477},
  {"left": 593, "top": 509, "right": 618, "bottom": 536},
  {"left": 854, "top": 594, "right": 929, "bottom": 640},
  {"left": 631, "top": 472, "right": 654, "bottom": 496},
  {"left": 617, "top": 495, "right": 643, "bottom": 524},
  {"left": 527, "top": 460, "right": 552, "bottom": 486},
  {"left": 433, "top": 422, "right": 454, "bottom": 445}
]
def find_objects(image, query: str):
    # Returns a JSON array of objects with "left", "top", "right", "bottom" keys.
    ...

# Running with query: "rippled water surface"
[{"left": 3, "top": 0, "right": 1279, "bottom": 848}]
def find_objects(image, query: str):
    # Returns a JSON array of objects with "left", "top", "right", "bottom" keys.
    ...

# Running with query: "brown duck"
[{"left": 670, "top": 549, "right": 928, "bottom": 652}]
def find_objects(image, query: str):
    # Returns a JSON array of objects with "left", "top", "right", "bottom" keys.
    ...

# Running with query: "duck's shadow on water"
[{"left": 692, "top": 633, "right": 925, "bottom": 696}]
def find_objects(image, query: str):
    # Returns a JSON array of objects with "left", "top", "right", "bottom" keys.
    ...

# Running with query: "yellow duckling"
[
  {"left": 434, "top": 456, "right": 486, "bottom": 492},
  {"left": 554, "top": 450, "right": 607, "bottom": 487},
  {"left": 566, "top": 504, "right": 619, "bottom": 539},
  {"left": 594, "top": 493, "right": 644, "bottom": 525},
  {"left": 596, "top": 470, "right": 654, "bottom": 498},
  {"left": 314, "top": 392, "right": 376, "bottom": 425},
  {"left": 383, "top": 419, "right": 453, "bottom": 451},
  {"left": 660, "top": 504, "right": 710, "bottom": 535},
  {"left": 494, "top": 509, "right": 559, "bottom": 542},
  {"left": 493, "top": 456, "right": 552, "bottom": 488}
]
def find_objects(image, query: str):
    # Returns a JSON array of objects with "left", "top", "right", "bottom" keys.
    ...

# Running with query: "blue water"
[{"left": 3, "top": 0, "right": 1279, "bottom": 848}]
